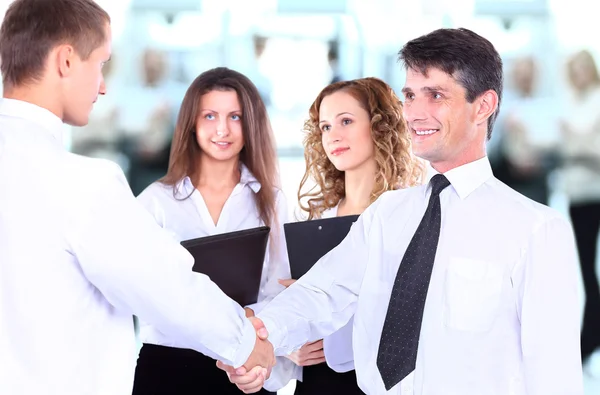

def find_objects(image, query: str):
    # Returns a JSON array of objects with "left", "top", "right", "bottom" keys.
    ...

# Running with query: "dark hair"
[
  {"left": 327, "top": 41, "right": 339, "bottom": 63},
  {"left": 161, "top": 67, "right": 279, "bottom": 229},
  {"left": 298, "top": 77, "right": 425, "bottom": 219},
  {"left": 0, "top": 0, "right": 110, "bottom": 89},
  {"left": 398, "top": 28, "right": 503, "bottom": 140}
]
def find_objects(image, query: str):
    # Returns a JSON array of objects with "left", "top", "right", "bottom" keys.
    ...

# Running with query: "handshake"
[{"left": 216, "top": 316, "right": 276, "bottom": 393}]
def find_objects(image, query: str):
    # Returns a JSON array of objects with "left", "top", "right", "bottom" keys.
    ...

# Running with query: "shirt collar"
[
  {"left": 239, "top": 164, "right": 262, "bottom": 193},
  {"left": 425, "top": 157, "right": 494, "bottom": 200},
  {"left": 177, "top": 164, "right": 262, "bottom": 195},
  {"left": 0, "top": 98, "right": 65, "bottom": 144}
]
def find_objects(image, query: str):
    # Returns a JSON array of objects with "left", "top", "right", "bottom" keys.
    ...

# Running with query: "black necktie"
[{"left": 377, "top": 174, "right": 451, "bottom": 390}]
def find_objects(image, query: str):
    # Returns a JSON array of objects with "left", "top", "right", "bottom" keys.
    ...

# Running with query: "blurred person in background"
[
  {"left": 493, "top": 56, "right": 559, "bottom": 206},
  {"left": 248, "top": 35, "right": 273, "bottom": 108},
  {"left": 120, "top": 48, "right": 175, "bottom": 195},
  {"left": 559, "top": 49, "right": 600, "bottom": 364},
  {"left": 327, "top": 41, "right": 342, "bottom": 84}
]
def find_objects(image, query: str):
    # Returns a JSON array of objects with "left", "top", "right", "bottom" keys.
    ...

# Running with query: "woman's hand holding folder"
[{"left": 286, "top": 340, "right": 325, "bottom": 366}]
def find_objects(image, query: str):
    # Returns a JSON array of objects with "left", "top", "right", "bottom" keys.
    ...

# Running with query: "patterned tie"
[{"left": 376, "top": 174, "right": 451, "bottom": 390}]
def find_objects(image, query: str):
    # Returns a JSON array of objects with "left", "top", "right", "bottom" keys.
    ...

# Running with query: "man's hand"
[
  {"left": 216, "top": 363, "right": 268, "bottom": 394},
  {"left": 216, "top": 317, "right": 274, "bottom": 393},
  {"left": 286, "top": 340, "right": 326, "bottom": 366},
  {"left": 249, "top": 316, "right": 268, "bottom": 341},
  {"left": 241, "top": 317, "right": 275, "bottom": 374}
]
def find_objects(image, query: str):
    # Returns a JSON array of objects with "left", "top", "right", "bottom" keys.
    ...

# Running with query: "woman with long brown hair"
[{"left": 132, "top": 67, "right": 293, "bottom": 394}]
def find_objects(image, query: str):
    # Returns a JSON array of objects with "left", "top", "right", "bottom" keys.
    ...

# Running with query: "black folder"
[
  {"left": 284, "top": 215, "right": 359, "bottom": 279},
  {"left": 180, "top": 226, "right": 270, "bottom": 306}
]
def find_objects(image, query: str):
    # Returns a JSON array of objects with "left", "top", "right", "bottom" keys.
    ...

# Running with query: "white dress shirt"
[
  {"left": 0, "top": 99, "right": 256, "bottom": 395},
  {"left": 258, "top": 157, "right": 583, "bottom": 395},
  {"left": 321, "top": 205, "right": 356, "bottom": 373},
  {"left": 136, "top": 173, "right": 299, "bottom": 390}
]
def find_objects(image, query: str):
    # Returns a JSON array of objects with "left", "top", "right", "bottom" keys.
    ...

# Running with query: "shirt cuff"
[
  {"left": 245, "top": 299, "right": 267, "bottom": 315},
  {"left": 231, "top": 318, "right": 258, "bottom": 368},
  {"left": 326, "top": 359, "right": 355, "bottom": 373},
  {"left": 258, "top": 314, "right": 290, "bottom": 357},
  {"left": 323, "top": 319, "right": 354, "bottom": 368},
  {"left": 263, "top": 357, "right": 303, "bottom": 391}
]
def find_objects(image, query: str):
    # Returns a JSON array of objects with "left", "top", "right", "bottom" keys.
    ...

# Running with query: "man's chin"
[{"left": 64, "top": 117, "right": 90, "bottom": 128}]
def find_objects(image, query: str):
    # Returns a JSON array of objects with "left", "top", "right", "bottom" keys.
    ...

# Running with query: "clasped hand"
[{"left": 216, "top": 316, "right": 275, "bottom": 393}]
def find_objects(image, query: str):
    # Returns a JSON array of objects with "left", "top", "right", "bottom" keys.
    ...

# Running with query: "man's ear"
[
  {"left": 474, "top": 89, "right": 498, "bottom": 127},
  {"left": 54, "top": 45, "right": 77, "bottom": 78}
]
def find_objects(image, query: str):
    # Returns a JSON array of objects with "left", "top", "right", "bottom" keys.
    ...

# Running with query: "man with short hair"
[
  {"left": 223, "top": 28, "right": 583, "bottom": 395},
  {"left": 0, "top": 1, "right": 273, "bottom": 393}
]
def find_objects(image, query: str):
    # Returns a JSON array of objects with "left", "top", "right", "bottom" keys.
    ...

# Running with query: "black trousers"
[
  {"left": 294, "top": 363, "right": 364, "bottom": 395},
  {"left": 570, "top": 202, "right": 600, "bottom": 361},
  {"left": 132, "top": 344, "right": 276, "bottom": 395}
]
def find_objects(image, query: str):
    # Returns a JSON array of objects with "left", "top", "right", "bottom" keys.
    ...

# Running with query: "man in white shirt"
[
  {"left": 0, "top": 1, "right": 274, "bottom": 394},
  {"left": 222, "top": 28, "right": 583, "bottom": 394}
]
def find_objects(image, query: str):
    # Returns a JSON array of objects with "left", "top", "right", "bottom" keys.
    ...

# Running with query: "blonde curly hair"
[{"left": 298, "top": 77, "right": 425, "bottom": 219}]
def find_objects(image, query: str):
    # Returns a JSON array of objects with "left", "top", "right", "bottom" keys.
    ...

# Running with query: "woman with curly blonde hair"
[
  {"left": 298, "top": 77, "right": 424, "bottom": 220},
  {"left": 281, "top": 77, "right": 425, "bottom": 394},
  {"left": 223, "top": 77, "right": 424, "bottom": 394}
]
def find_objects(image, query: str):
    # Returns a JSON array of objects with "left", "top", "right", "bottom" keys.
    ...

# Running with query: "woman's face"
[
  {"left": 195, "top": 89, "right": 245, "bottom": 163},
  {"left": 319, "top": 90, "right": 375, "bottom": 173}
]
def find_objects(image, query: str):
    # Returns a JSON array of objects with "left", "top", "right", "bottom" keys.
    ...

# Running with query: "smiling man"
[{"left": 221, "top": 28, "right": 584, "bottom": 395}]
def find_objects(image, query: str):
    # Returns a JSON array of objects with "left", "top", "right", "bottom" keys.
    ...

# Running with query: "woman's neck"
[
  {"left": 338, "top": 159, "right": 377, "bottom": 216},
  {"left": 196, "top": 156, "right": 241, "bottom": 190}
]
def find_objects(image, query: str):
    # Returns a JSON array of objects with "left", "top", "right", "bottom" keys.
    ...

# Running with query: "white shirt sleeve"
[
  {"left": 257, "top": 198, "right": 380, "bottom": 356},
  {"left": 247, "top": 189, "right": 292, "bottom": 314},
  {"left": 323, "top": 318, "right": 355, "bottom": 372},
  {"left": 254, "top": 190, "right": 303, "bottom": 390},
  {"left": 263, "top": 358, "right": 303, "bottom": 392},
  {"left": 67, "top": 162, "right": 256, "bottom": 368},
  {"left": 135, "top": 186, "right": 179, "bottom": 242},
  {"left": 512, "top": 215, "right": 584, "bottom": 395}
]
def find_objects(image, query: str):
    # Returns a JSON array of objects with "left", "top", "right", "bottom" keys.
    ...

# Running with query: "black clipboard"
[
  {"left": 180, "top": 226, "right": 270, "bottom": 306},
  {"left": 284, "top": 215, "right": 359, "bottom": 279}
]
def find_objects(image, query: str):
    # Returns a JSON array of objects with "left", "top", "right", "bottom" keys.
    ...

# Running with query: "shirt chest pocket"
[{"left": 443, "top": 258, "right": 504, "bottom": 333}]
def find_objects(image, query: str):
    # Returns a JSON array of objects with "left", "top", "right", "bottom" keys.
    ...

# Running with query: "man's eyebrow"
[
  {"left": 422, "top": 85, "right": 448, "bottom": 93},
  {"left": 402, "top": 86, "right": 448, "bottom": 95}
]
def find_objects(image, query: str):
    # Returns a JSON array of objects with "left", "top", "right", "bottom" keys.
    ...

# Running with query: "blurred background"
[{"left": 1, "top": 0, "right": 599, "bottom": 393}]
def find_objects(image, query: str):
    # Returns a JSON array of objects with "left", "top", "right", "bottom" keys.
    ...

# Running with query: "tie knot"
[{"left": 430, "top": 174, "right": 450, "bottom": 196}]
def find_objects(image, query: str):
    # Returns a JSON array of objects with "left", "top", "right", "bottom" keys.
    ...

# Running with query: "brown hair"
[
  {"left": 0, "top": 0, "right": 110, "bottom": 89},
  {"left": 161, "top": 67, "right": 279, "bottom": 229},
  {"left": 298, "top": 77, "right": 425, "bottom": 219}
]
